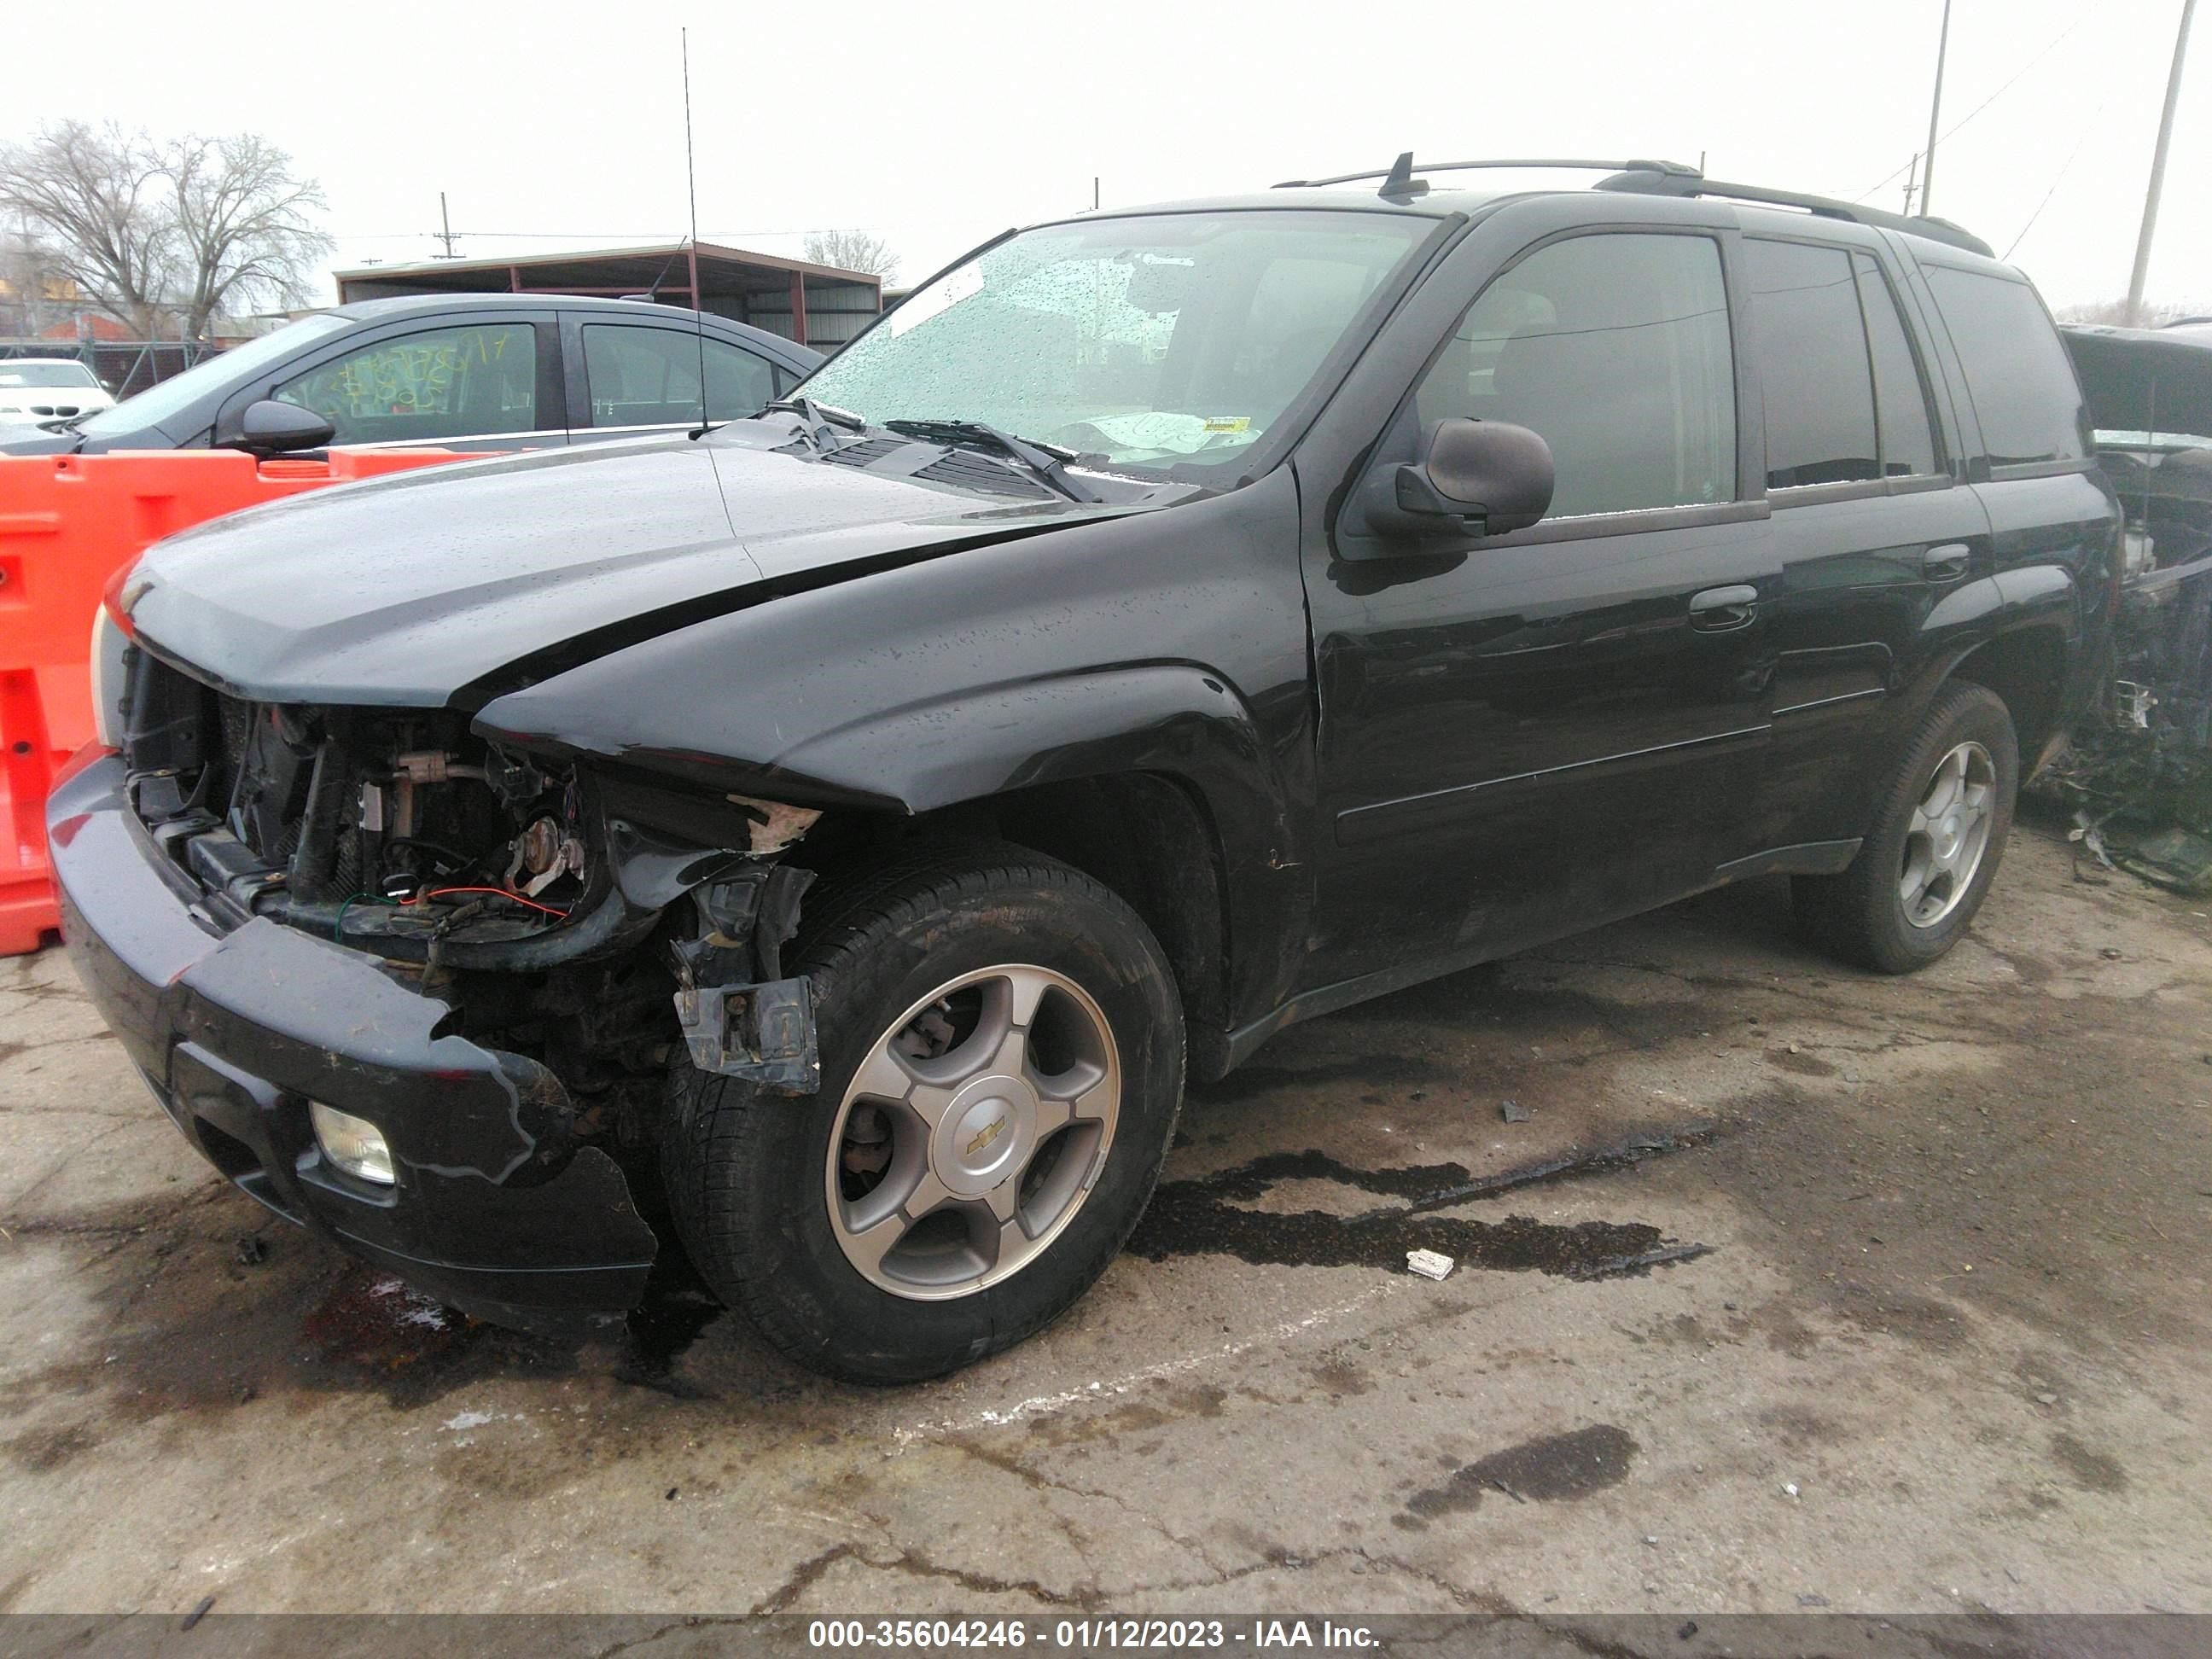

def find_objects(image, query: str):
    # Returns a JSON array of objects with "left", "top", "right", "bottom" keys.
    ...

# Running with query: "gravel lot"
[{"left": 2, "top": 819, "right": 2208, "bottom": 1631}]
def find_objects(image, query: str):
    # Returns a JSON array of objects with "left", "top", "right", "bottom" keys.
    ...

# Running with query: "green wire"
[{"left": 333, "top": 892, "right": 399, "bottom": 942}]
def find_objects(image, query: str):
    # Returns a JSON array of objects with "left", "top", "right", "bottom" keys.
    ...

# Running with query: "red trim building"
[{"left": 333, "top": 242, "right": 881, "bottom": 352}]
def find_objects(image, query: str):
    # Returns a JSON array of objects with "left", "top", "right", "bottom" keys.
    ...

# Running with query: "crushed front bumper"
[{"left": 48, "top": 752, "right": 657, "bottom": 1333}]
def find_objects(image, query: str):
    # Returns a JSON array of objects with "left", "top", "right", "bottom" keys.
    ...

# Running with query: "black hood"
[
  {"left": 0, "top": 425, "right": 82, "bottom": 457},
  {"left": 126, "top": 428, "right": 1155, "bottom": 707},
  {"left": 2064, "top": 323, "right": 2212, "bottom": 441}
]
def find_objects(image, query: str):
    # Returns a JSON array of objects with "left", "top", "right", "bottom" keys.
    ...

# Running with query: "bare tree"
[
  {"left": 803, "top": 230, "right": 899, "bottom": 282},
  {"left": 0, "top": 123, "right": 173, "bottom": 335},
  {"left": 161, "top": 133, "right": 331, "bottom": 341},
  {"left": 0, "top": 121, "right": 331, "bottom": 341}
]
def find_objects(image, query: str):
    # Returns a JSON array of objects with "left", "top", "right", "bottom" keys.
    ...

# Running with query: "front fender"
[
  {"left": 483, "top": 656, "right": 1301, "bottom": 934},
  {"left": 778, "top": 660, "right": 1293, "bottom": 846},
  {"left": 470, "top": 478, "right": 1318, "bottom": 999}
]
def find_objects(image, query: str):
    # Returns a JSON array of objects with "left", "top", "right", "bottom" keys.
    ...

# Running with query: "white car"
[{"left": 0, "top": 358, "right": 114, "bottom": 428}]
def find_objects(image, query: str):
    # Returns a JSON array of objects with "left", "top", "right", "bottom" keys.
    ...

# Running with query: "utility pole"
[
  {"left": 1901, "top": 152, "right": 1921, "bottom": 216},
  {"left": 1921, "top": 0, "right": 1954, "bottom": 217},
  {"left": 1093, "top": 177, "right": 1100, "bottom": 211},
  {"left": 435, "top": 192, "right": 459, "bottom": 259},
  {"left": 2127, "top": 0, "right": 2197, "bottom": 324}
]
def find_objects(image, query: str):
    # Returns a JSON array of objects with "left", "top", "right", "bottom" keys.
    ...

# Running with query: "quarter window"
[
  {"left": 272, "top": 323, "right": 539, "bottom": 443},
  {"left": 1923, "top": 266, "right": 2086, "bottom": 467},
  {"left": 1744, "top": 240, "right": 1879, "bottom": 488},
  {"left": 583, "top": 325, "right": 779, "bottom": 428},
  {"left": 1414, "top": 232, "right": 1736, "bottom": 518}
]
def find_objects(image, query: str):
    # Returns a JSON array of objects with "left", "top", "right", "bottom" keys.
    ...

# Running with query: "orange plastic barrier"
[{"left": 0, "top": 448, "right": 491, "bottom": 954}]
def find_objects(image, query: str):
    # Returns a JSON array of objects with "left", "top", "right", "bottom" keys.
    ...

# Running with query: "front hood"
[
  {"left": 0, "top": 425, "right": 81, "bottom": 455},
  {"left": 2064, "top": 323, "right": 2212, "bottom": 441},
  {"left": 128, "top": 428, "right": 1152, "bottom": 707}
]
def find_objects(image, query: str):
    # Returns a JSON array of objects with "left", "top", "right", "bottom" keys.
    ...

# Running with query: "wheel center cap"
[{"left": 934, "top": 1075, "right": 1038, "bottom": 1196}]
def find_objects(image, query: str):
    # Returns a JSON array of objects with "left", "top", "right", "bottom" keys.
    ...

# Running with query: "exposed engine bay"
[
  {"left": 2047, "top": 324, "right": 2212, "bottom": 892},
  {"left": 115, "top": 646, "right": 824, "bottom": 1144}
]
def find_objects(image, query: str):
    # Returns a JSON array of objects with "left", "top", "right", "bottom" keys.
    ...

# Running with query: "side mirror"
[
  {"left": 222, "top": 399, "right": 336, "bottom": 457},
  {"left": 1359, "top": 417, "right": 1554, "bottom": 543}
]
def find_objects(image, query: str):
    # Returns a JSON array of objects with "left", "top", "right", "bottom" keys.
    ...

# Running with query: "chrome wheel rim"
[
  {"left": 1899, "top": 740, "right": 1996, "bottom": 929},
  {"left": 825, "top": 964, "right": 1121, "bottom": 1301}
]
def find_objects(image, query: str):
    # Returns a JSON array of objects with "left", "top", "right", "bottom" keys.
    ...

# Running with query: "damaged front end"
[
  {"left": 2052, "top": 323, "right": 2212, "bottom": 891},
  {"left": 121, "top": 646, "right": 830, "bottom": 1099}
]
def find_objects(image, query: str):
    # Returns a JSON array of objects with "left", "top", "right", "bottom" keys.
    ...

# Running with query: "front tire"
[
  {"left": 663, "top": 846, "right": 1185, "bottom": 1383},
  {"left": 1794, "top": 682, "right": 2018, "bottom": 974}
]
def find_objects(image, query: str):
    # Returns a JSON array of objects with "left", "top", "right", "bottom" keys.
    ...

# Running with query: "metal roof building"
[{"left": 332, "top": 242, "right": 881, "bottom": 352}]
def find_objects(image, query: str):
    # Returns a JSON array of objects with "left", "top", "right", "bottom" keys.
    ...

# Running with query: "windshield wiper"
[
  {"left": 884, "top": 418, "right": 1105, "bottom": 504},
  {"left": 752, "top": 397, "right": 870, "bottom": 451}
]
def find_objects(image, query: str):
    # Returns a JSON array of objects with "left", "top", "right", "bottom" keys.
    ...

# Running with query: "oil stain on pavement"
[
  {"left": 1397, "top": 1424, "right": 1640, "bottom": 1527},
  {"left": 1124, "top": 1135, "right": 1716, "bottom": 1281}
]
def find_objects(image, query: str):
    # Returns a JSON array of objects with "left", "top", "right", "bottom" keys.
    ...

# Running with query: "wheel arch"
[
  {"left": 1941, "top": 620, "right": 2072, "bottom": 778},
  {"left": 799, "top": 763, "right": 1263, "bottom": 1086}
]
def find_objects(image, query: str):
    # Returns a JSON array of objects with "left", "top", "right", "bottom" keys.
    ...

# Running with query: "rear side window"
[
  {"left": 1854, "top": 253, "right": 1938, "bottom": 478},
  {"left": 1414, "top": 231, "right": 1736, "bottom": 517},
  {"left": 1744, "top": 240, "right": 1878, "bottom": 488},
  {"left": 583, "top": 325, "right": 782, "bottom": 427},
  {"left": 1923, "top": 266, "right": 2086, "bottom": 467}
]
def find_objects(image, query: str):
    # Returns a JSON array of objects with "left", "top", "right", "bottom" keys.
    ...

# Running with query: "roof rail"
[
  {"left": 1270, "top": 152, "right": 1994, "bottom": 259},
  {"left": 1594, "top": 166, "right": 1994, "bottom": 258},
  {"left": 1273, "top": 153, "right": 1702, "bottom": 194}
]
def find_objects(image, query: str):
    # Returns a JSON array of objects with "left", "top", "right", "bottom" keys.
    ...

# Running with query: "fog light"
[{"left": 311, "top": 1102, "right": 395, "bottom": 1185}]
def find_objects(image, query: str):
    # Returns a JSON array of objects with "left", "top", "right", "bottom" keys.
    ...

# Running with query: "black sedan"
[{"left": 0, "top": 293, "right": 821, "bottom": 457}]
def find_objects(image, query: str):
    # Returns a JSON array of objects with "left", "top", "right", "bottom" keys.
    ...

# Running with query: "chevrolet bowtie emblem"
[{"left": 967, "top": 1116, "right": 1008, "bottom": 1158}]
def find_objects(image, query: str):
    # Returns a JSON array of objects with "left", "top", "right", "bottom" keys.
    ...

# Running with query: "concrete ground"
[{"left": 1, "top": 819, "right": 2208, "bottom": 1627}]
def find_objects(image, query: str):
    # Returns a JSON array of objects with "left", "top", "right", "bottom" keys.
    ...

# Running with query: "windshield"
[
  {"left": 0, "top": 362, "right": 98, "bottom": 389},
  {"left": 75, "top": 313, "right": 351, "bottom": 437},
  {"left": 795, "top": 210, "right": 1433, "bottom": 474}
]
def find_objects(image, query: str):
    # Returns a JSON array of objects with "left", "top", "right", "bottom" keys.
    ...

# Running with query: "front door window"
[
  {"left": 1413, "top": 231, "right": 1737, "bottom": 517},
  {"left": 272, "top": 323, "right": 540, "bottom": 445}
]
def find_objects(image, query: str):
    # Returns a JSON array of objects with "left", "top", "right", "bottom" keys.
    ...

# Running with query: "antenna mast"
[
  {"left": 683, "top": 28, "right": 712, "bottom": 436},
  {"left": 1921, "top": 0, "right": 1954, "bottom": 215}
]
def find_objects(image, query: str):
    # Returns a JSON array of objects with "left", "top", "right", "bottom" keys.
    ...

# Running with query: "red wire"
[{"left": 410, "top": 885, "right": 571, "bottom": 919}]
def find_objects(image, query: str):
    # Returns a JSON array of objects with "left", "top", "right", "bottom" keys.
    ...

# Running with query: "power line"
[
  {"left": 1853, "top": 9, "right": 2093, "bottom": 202},
  {"left": 2002, "top": 101, "right": 2110, "bottom": 259}
]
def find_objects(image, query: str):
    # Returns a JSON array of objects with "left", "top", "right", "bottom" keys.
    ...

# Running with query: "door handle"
[
  {"left": 1923, "top": 542, "right": 1971, "bottom": 582},
  {"left": 1689, "top": 585, "right": 1760, "bottom": 632}
]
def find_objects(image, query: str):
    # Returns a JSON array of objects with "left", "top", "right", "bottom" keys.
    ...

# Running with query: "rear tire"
[
  {"left": 1794, "top": 682, "right": 2017, "bottom": 974},
  {"left": 662, "top": 844, "right": 1184, "bottom": 1383}
]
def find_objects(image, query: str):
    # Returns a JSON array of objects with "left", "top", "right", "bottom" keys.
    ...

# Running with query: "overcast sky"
[{"left": 11, "top": 0, "right": 2208, "bottom": 313}]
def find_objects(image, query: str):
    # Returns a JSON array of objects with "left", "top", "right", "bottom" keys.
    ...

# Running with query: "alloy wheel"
[
  {"left": 1898, "top": 740, "right": 1996, "bottom": 929},
  {"left": 825, "top": 964, "right": 1121, "bottom": 1300}
]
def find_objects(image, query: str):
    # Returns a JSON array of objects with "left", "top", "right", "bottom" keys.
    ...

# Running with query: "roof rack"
[
  {"left": 1272, "top": 152, "right": 1994, "bottom": 259},
  {"left": 1593, "top": 166, "right": 1994, "bottom": 257},
  {"left": 1273, "top": 154, "right": 1701, "bottom": 192}
]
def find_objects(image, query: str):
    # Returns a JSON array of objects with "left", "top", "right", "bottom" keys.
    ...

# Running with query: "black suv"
[
  {"left": 0, "top": 294, "right": 819, "bottom": 457},
  {"left": 56, "top": 158, "right": 2116, "bottom": 1382}
]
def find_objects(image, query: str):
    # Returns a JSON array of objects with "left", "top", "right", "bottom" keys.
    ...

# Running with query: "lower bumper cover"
[{"left": 48, "top": 752, "right": 656, "bottom": 1332}]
